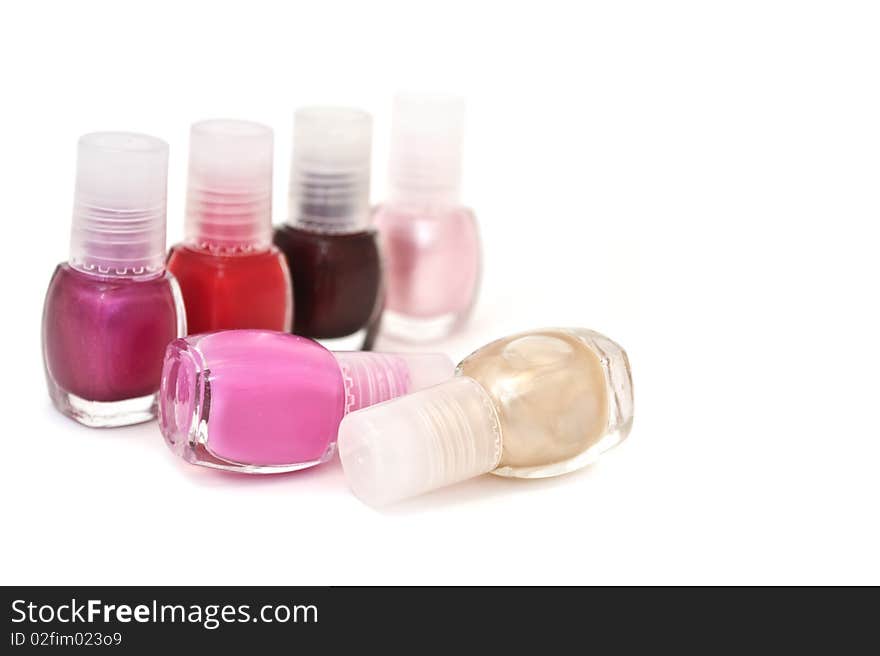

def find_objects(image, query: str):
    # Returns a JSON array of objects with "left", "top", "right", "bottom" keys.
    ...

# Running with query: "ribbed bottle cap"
[
  {"left": 338, "top": 376, "right": 502, "bottom": 506},
  {"left": 388, "top": 93, "right": 465, "bottom": 205},
  {"left": 70, "top": 132, "right": 169, "bottom": 277},
  {"left": 288, "top": 107, "right": 372, "bottom": 233},
  {"left": 185, "top": 119, "right": 274, "bottom": 253},
  {"left": 332, "top": 351, "right": 454, "bottom": 413}
]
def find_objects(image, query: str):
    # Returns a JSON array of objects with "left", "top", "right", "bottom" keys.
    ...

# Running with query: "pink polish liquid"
[
  {"left": 374, "top": 94, "right": 482, "bottom": 341},
  {"left": 158, "top": 330, "right": 453, "bottom": 473},
  {"left": 44, "top": 266, "right": 184, "bottom": 404},
  {"left": 42, "top": 132, "right": 186, "bottom": 427},
  {"left": 374, "top": 203, "right": 480, "bottom": 323}
]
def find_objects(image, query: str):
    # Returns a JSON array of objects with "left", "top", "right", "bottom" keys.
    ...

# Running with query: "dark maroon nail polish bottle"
[{"left": 273, "top": 107, "right": 382, "bottom": 349}]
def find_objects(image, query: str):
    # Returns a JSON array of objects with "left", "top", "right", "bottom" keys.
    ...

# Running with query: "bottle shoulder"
[
  {"left": 44, "top": 263, "right": 184, "bottom": 332},
  {"left": 273, "top": 224, "right": 381, "bottom": 261},
  {"left": 50, "top": 262, "right": 174, "bottom": 290},
  {"left": 373, "top": 202, "right": 475, "bottom": 224},
  {"left": 372, "top": 205, "right": 478, "bottom": 244},
  {"left": 275, "top": 223, "right": 378, "bottom": 241},
  {"left": 168, "top": 243, "right": 286, "bottom": 267}
]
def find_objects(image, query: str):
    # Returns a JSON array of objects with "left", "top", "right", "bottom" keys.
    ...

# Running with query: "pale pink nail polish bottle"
[
  {"left": 373, "top": 94, "right": 481, "bottom": 342},
  {"left": 158, "top": 330, "right": 453, "bottom": 473}
]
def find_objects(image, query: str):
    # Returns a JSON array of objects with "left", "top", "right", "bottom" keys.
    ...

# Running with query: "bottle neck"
[
  {"left": 332, "top": 351, "right": 455, "bottom": 414},
  {"left": 183, "top": 238, "right": 272, "bottom": 256},
  {"left": 384, "top": 193, "right": 466, "bottom": 220},
  {"left": 69, "top": 213, "right": 167, "bottom": 279},
  {"left": 184, "top": 173, "right": 273, "bottom": 253},
  {"left": 70, "top": 195, "right": 168, "bottom": 277},
  {"left": 387, "top": 93, "right": 465, "bottom": 213},
  {"left": 68, "top": 259, "right": 165, "bottom": 281},
  {"left": 387, "top": 185, "right": 461, "bottom": 211},
  {"left": 287, "top": 208, "right": 371, "bottom": 235},
  {"left": 69, "top": 131, "right": 169, "bottom": 280},
  {"left": 184, "top": 119, "right": 274, "bottom": 252},
  {"left": 184, "top": 192, "right": 272, "bottom": 254},
  {"left": 288, "top": 168, "right": 371, "bottom": 234},
  {"left": 334, "top": 352, "right": 413, "bottom": 414}
]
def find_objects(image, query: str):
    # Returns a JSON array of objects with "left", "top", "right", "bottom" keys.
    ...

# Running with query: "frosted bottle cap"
[
  {"left": 70, "top": 132, "right": 169, "bottom": 277},
  {"left": 185, "top": 119, "right": 274, "bottom": 252},
  {"left": 388, "top": 93, "right": 465, "bottom": 205},
  {"left": 338, "top": 376, "right": 502, "bottom": 506},
  {"left": 288, "top": 107, "right": 372, "bottom": 233}
]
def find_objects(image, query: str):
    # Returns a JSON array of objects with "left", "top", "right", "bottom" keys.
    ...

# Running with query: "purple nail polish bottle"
[{"left": 42, "top": 132, "right": 186, "bottom": 427}]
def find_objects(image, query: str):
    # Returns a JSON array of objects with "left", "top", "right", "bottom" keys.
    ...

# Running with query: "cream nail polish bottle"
[{"left": 338, "top": 328, "right": 634, "bottom": 506}]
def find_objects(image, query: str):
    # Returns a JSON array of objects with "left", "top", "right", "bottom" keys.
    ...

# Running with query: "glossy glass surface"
[
  {"left": 166, "top": 244, "right": 291, "bottom": 334},
  {"left": 273, "top": 225, "right": 382, "bottom": 343},
  {"left": 373, "top": 203, "right": 480, "bottom": 341},
  {"left": 159, "top": 331, "right": 345, "bottom": 472},
  {"left": 457, "top": 328, "right": 633, "bottom": 477},
  {"left": 42, "top": 264, "right": 185, "bottom": 425}
]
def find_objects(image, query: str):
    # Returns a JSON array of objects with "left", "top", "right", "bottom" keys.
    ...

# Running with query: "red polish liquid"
[
  {"left": 172, "top": 120, "right": 290, "bottom": 334},
  {"left": 167, "top": 245, "right": 291, "bottom": 334}
]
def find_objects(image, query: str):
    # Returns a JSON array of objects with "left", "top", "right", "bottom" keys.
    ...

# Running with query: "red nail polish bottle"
[{"left": 168, "top": 120, "right": 292, "bottom": 334}]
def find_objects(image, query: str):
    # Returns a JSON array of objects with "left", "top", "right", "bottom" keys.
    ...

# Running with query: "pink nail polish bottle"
[
  {"left": 373, "top": 94, "right": 481, "bottom": 342},
  {"left": 42, "top": 132, "right": 186, "bottom": 427},
  {"left": 158, "top": 330, "right": 453, "bottom": 473}
]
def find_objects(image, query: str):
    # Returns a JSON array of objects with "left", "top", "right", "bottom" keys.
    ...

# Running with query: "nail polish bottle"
[
  {"left": 372, "top": 94, "right": 481, "bottom": 342},
  {"left": 273, "top": 107, "right": 382, "bottom": 349},
  {"left": 167, "top": 120, "right": 292, "bottom": 334},
  {"left": 42, "top": 132, "right": 186, "bottom": 427},
  {"left": 158, "top": 330, "right": 453, "bottom": 473},
  {"left": 338, "top": 328, "right": 634, "bottom": 505}
]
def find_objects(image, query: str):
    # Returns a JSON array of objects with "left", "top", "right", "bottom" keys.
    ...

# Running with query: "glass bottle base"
[
  {"left": 48, "top": 381, "right": 158, "bottom": 428},
  {"left": 379, "top": 310, "right": 465, "bottom": 343},
  {"left": 178, "top": 441, "right": 338, "bottom": 474}
]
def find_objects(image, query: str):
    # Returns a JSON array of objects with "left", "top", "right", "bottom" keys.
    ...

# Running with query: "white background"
[{"left": 1, "top": 0, "right": 878, "bottom": 585}]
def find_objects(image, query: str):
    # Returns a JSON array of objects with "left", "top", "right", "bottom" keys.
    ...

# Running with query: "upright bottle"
[
  {"left": 373, "top": 94, "right": 481, "bottom": 342},
  {"left": 158, "top": 330, "right": 453, "bottom": 473},
  {"left": 338, "top": 328, "right": 634, "bottom": 505},
  {"left": 168, "top": 120, "right": 292, "bottom": 334},
  {"left": 42, "top": 132, "right": 186, "bottom": 427},
  {"left": 273, "top": 107, "right": 382, "bottom": 350}
]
